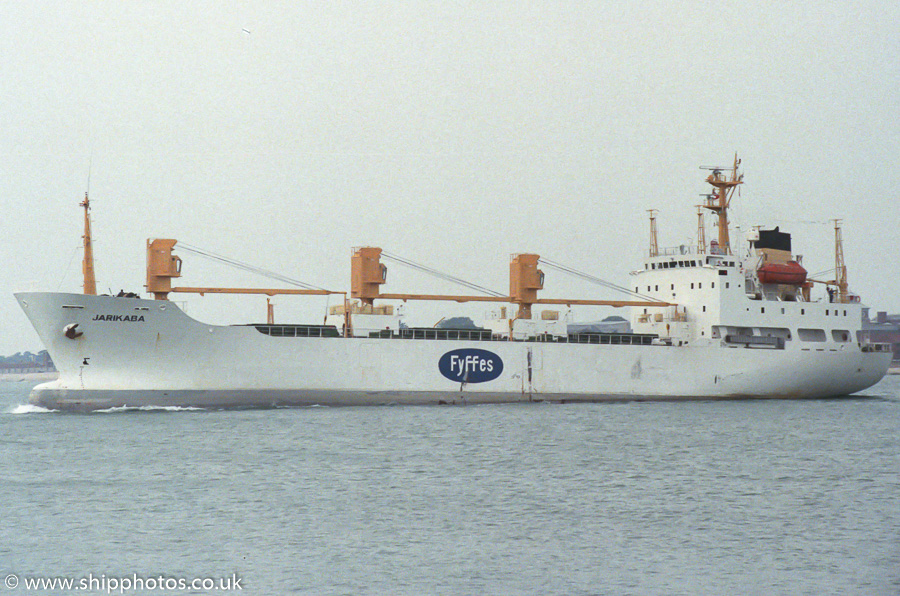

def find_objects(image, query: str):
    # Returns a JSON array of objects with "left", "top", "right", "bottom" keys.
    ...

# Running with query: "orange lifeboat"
[{"left": 757, "top": 261, "right": 808, "bottom": 285}]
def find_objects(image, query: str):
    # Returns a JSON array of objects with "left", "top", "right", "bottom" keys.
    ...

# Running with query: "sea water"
[{"left": 1, "top": 378, "right": 898, "bottom": 595}]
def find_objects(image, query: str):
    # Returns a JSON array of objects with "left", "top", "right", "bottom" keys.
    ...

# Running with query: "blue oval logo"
[{"left": 439, "top": 349, "right": 503, "bottom": 383}]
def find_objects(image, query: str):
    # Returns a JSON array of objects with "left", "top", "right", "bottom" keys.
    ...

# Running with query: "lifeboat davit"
[{"left": 757, "top": 261, "right": 808, "bottom": 285}]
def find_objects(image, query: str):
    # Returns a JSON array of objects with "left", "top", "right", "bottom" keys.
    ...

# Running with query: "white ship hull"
[{"left": 16, "top": 292, "right": 891, "bottom": 411}]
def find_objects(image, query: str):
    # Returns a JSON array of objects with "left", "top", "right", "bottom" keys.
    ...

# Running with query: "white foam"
[
  {"left": 8, "top": 404, "right": 56, "bottom": 414},
  {"left": 95, "top": 405, "right": 205, "bottom": 413}
]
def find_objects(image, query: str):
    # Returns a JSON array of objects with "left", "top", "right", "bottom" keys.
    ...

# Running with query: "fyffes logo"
[{"left": 439, "top": 349, "right": 503, "bottom": 384}]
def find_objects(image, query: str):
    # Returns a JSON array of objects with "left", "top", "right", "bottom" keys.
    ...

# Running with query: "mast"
[
  {"left": 696, "top": 205, "right": 707, "bottom": 253},
  {"left": 648, "top": 209, "right": 659, "bottom": 257},
  {"left": 80, "top": 192, "right": 97, "bottom": 295},
  {"left": 703, "top": 154, "right": 743, "bottom": 255},
  {"left": 833, "top": 219, "right": 848, "bottom": 303}
]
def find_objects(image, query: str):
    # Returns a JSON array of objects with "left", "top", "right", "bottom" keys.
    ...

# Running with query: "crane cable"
[
  {"left": 380, "top": 251, "right": 505, "bottom": 297},
  {"left": 176, "top": 242, "right": 328, "bottom": 291},
  {"left": 538, "top": 258, "right": 666, "bottom": 303}
]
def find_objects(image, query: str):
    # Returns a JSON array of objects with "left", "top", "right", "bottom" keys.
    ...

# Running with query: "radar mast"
[{"left": 702, "top": 154, "right": 743, "bottom": 255}]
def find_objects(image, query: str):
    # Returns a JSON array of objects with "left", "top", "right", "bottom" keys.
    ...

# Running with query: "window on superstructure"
[
  {"left": 801, "top": 308, "right": 805, "bottom": 315},
  {"left": 670, "top": 284, "right": 674, "bottom": 290},
  {"left": 699, "top": 283, "right": 702, "bottom": 289},
  {"left": 761, "top": 307, "right": 765, "bottom": 313},
  {"left": 798, "top": 328, "right": 827, "bottom": 342},
  {"left": 832, "top": 330, "right": 850, "bottom": 342},
  {"left": 826, "top": 310, "right": 829, "bottom": 316},
  {"left": 843, "top": 310, "right": 847, "bottom": 316},
  {"left": 726, "top": 282, "right": 729, "bottom": 288},
  {"left": 655, "top": 285, "right": 659, "bottom": 291},
  {"left": 691, "top": 283, "right": 694, "bottom": 289},
  {"left": 703, "top": 306, "right": 706, "bottom": 312},
  {"left": 711, "top": 282, "right": 715, "bottom": 288}
]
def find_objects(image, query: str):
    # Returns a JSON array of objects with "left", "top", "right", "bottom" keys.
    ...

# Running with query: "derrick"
[{"left": 349, "top": 248, "right": 673, "bottom": 318}]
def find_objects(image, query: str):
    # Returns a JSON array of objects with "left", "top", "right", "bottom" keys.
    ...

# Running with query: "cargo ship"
[{"left": 16, "top": 157, "right": 892, "bottom": 411}]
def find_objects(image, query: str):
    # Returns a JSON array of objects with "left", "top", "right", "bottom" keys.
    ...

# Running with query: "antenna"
[
  {"left": 696, "top": 206, "right": 706, "bottom": 253},
  {"left": 86, "top": 152, "right": 92, "bottom": 196}
]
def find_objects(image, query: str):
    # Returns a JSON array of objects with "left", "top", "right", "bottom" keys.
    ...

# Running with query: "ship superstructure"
[
  {"left": 631, "top": 159, "right": 871, "bottom": 356},
  {"left": 16, "top": 158, "right": 892, "bottom": 410}
]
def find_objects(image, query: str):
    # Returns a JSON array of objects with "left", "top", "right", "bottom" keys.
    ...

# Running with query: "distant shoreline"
[{"left": 0, "top": 372, "right": 58, "bottom": 382}]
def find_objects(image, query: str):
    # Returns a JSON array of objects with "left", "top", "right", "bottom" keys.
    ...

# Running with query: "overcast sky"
[{"left": 2, "top": 1, "right": 898, "bottom": 355}]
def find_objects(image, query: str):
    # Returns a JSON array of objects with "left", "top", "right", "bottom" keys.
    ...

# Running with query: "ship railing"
[
  {"left": 368, "top": 328, "right": 494, "bottom": 341},
  {"left": 650, "top": 245, "right": 701, "bottom": 258},
  {"left": 252, "top": 325, "right": 341, "bottom": 338},
  {"left": 368, "top": 329, "right": 658, "bottom": 345},
  {"left": 250, "top": 323, "right": 660, "bottom": 346},
  {"left": 558, "top": 333, "right": 656, "bottom": 345},
  {"left": 510, "top": 332, "right": 657, "bottom": 345}
]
